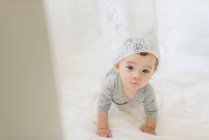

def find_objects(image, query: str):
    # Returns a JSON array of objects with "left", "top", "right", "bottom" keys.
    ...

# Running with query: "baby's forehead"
[{"left": 123, "top": 53, "right": 156, "bottom": 66}]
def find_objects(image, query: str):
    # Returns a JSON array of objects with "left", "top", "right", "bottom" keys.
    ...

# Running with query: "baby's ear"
[
  {"left": 114, "top": 63, "right": 120, "bottom": 73},
  {"left": 153, "top": 66, "right": 158, "bottom": 74}
]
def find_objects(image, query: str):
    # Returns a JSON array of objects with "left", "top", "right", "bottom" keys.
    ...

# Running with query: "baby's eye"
[
  {"left": 142, "top": 69, "right": 150, "bottom": 74},
  {"left": 126, "top": 65, "right": 134, "bottom": 71}
]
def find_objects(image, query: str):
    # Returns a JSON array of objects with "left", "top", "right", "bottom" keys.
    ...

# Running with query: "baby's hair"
[{"left": 138, "top": 52, "right": 158, "bottom": 69}]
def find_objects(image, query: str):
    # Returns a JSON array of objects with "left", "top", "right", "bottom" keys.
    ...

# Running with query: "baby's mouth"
[{"left": 131, "top": 82, "right": 140, "bottom": 86}]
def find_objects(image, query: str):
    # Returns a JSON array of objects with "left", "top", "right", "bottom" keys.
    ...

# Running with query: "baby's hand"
[
  {"left": 140, "top": 125, "right": 156, "bottom": 135},
  {"left": 96, "top": 128, "right": 112, "bottom": 138}
]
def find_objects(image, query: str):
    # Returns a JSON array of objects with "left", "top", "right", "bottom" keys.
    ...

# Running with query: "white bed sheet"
[{"left": 61, "top": 53, "right": 209, "bottom": 140}]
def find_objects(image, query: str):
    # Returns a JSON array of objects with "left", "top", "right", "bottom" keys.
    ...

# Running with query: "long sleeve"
[
  {"left": 143, "top": 84, "right": 158, "bottom": 120},
  {"left": 97, "top": 77, "right": 114, "bottom": 112}
]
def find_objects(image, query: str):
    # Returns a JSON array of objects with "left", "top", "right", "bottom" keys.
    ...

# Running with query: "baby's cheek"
[
  {"left": 141, "top": 77, "right": 149, "bottom": 83},
  {"left": 123, "top": 76, "right": 130, "bottom": 82}
]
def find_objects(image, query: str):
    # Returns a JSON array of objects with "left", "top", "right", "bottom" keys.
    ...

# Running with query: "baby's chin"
[{"left": 129, "top": 82, "right": 147, "bottom": 90}]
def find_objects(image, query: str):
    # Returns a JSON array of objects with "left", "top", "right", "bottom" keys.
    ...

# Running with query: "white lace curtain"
[
  {"left": 44, "top": 0, "right": 159, "bottom": 84},
  {"left": 99, "top": 0, "right": 158, "bottom": 45}
]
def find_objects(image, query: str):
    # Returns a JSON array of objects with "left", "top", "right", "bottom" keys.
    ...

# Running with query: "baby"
[{"left": 96, "top": 37, "right": 159, "bottom": 138}]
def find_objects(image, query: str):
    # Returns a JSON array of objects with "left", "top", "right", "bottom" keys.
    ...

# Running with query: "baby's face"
[{"left": 115, "top": 53, "right": 156, "bottom": 93}]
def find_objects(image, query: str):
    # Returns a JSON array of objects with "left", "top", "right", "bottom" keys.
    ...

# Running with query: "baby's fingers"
[
  {"left": 107, "top": 130, "right": 112, "bottom": 138},
  {"left": 97, "top": 130, "right": 109, "bottom": 137},
  {"left": 140, "top": 126, "right": 145, "bottom": 132}
]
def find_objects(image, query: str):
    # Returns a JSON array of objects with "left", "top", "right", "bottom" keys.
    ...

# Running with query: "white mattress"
[{"left": 44, "top": 0, "right": 209, "bottom": 139}]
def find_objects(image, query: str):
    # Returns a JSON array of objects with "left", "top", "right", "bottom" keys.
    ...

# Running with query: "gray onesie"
[{"left": 97, "top": 70, "right": 158, "bottom": 120}]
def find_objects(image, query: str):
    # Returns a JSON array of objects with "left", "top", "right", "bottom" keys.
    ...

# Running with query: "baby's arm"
[
  {"left": 97, "top": 111, "right": 112, "bottom": 137},
  {"left": 96, "top": 77, "right": 114, "bottom": 137},
  {"left": 141, "top": 85, "right": 158, "bottom": 135}
]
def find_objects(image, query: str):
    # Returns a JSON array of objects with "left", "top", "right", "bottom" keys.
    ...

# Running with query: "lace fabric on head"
[{"left": 114, "top": 37, "right": 159, "bottom": 64}]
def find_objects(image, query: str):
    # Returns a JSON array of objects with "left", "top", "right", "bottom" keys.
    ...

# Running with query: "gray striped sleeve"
[{"left": 143, "top": 84, "right": 158, "bottom": 120}]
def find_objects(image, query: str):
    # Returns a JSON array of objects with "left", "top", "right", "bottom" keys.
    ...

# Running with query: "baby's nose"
[{"left": 133, "top": 71, "right": 141, "bottom": 80}]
